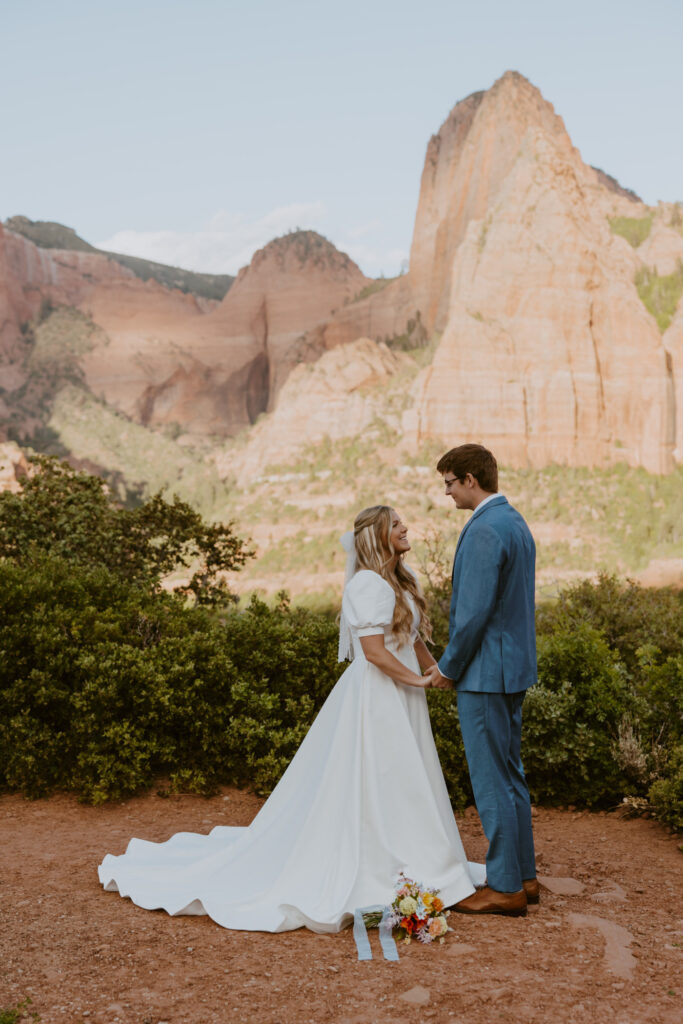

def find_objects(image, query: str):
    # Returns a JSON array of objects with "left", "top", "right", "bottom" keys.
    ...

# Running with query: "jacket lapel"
[{"left": 451, "top": 495, "right": 508, "bottom": 580}]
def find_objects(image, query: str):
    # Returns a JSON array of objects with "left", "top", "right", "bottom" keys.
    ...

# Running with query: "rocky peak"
[
  {"left": 409, "top": 71, "right": 578, "bottom": 334},
  {"left": 207, "top": 231, "right": 369, "bottom": 422},
  {"left": 246, "top": 230, "right": 360, "bottom": 279}
]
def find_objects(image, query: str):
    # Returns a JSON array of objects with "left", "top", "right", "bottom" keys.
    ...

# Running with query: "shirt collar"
[{"left": 474, "top": 492, "right": 504, "bottom": 514}]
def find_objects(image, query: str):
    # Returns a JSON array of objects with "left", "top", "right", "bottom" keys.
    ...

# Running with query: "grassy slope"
[
  {"left": 218, "top": 423, "right": 683, "bottom": 601},
  {"left": 48, "top": 385, "right": 232, "bottom": 514},
  {"left": 8, "top": 306, "right": 231, "bottom": 515}
]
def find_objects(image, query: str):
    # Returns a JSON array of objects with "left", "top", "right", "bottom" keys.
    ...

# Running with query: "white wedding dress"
[{"left": 98, "top": 569, "right": 484, "bottom": 932}]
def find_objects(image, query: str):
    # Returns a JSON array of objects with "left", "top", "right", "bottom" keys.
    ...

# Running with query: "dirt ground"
[{"left": 2, "top": 789, "right": 681, "bottom": 1024}]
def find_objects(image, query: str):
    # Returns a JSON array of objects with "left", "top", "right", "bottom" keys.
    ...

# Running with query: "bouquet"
[{"left": 366, "top": 873, "right": 451, "bottom": 945}]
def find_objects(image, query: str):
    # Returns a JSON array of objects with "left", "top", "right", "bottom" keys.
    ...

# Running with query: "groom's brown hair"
[{"left": 436, "top": 444, "right": 498, "bottom": 492}]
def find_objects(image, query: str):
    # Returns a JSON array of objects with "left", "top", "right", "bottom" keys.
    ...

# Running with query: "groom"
[{"left": 425, "top": 444, "right": 538, "bottom": 916}]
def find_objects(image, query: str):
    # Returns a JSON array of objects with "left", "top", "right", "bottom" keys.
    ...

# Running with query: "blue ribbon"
[{"left": 353, "top": 905, "right": 399, "bottom": 962}]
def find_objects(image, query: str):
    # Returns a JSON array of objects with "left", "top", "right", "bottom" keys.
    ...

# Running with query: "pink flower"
[{"left": 428, "top": 917, "right": 448, "bottom": 938}]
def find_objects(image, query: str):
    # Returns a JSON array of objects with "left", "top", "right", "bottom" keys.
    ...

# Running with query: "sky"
[{"left": 1, "top": 0, "right": 681, "bottom": 278}]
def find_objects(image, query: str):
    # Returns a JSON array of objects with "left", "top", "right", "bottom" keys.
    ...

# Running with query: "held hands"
[{"left": 423, "top": 664, "right": 453, "bottom": 690}]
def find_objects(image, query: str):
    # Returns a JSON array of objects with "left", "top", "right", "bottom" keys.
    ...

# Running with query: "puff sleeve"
[{"left": 342, "top": 570, "right": 395, "bottom": 637}]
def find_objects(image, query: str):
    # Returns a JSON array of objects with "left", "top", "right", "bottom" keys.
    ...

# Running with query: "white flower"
[{"left": 398, "top": 896, "right": 418, "bottom": 916}]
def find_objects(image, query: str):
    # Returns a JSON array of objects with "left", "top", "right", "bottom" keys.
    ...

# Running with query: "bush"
[
  {"left": 535, "top": 573, "right": 683, "bottom": 671},
  {"left": 0, "top": 557, "right": 339, "bottom": 802},
  {"left": 648, "top": 744, "right": 683, "bottom": 830},
  {"left": 0, "top": 456, "right": 252, "bottom": 604},
  {"left": 533, "top": 575, "right": 682, "bottom": 822},
  {"left": 1, "top": 525, "right": 681, "bottom": 830},
  {"left": 523, "top": 625, "right": 634, "bottom": 806},
  {"left": 428, "top": 573, "right": 682, "bottom": 822}
]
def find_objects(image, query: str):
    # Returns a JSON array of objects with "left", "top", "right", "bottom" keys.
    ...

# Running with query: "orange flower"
[{"left": 432, "top": 897, "right": 444, "bottom": 912}]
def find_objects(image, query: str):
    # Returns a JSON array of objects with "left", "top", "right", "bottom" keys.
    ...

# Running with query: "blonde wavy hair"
[{"left": 353, "top": 505, "right": 431, "bottom": 646}]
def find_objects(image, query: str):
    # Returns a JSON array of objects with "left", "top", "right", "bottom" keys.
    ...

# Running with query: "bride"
[{"left": 98, "top": 505, "right": 484, "bottom": 932}]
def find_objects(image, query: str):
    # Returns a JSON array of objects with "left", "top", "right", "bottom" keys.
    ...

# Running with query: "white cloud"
[
  {"left": 95, "top": 201, "right": 328, "bottom": 276},
  {"left": 95, "top": 202, "right": 408, "bottom": 280}
]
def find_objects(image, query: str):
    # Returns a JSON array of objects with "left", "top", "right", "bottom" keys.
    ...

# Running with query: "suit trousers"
[{"left": 456, "top": 690, "right": 536, "bottom": 892}]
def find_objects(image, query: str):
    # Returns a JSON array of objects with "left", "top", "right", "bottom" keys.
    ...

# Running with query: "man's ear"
[{"left": 465, "top": 472, "right": 476, "bottom": 488}]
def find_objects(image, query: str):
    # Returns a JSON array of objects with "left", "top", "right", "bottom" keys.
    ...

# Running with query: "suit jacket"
[{"left": 437, "top": 495, "right": 537, "bottom": 694}]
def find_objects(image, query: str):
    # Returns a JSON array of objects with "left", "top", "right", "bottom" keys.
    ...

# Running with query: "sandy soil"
[{"left": 2, "top": 789, "right": 681, "bottom": 1024}]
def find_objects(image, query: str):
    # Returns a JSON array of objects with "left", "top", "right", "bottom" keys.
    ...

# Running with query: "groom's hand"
[{"left": 425, "top": 665, "right": 453, "bottom": 690}]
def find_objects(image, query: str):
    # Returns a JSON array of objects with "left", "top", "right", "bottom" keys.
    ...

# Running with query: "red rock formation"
[
  {"left": 206, "top": 231, "right": 369, "bottom": 404},
  {"left": 0, "top": 226, "right": 368, "bottom": 438},
  {"left": 401, "top": 72, "right": 678, "bottom": 473},
  {"left": 2, "top": 73, "right": 682, "bottom": 472},
  {"left": 216, "top": 337, "right": 408, "bottom": 485}
]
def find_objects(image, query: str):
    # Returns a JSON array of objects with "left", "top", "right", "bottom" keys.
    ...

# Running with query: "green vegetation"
[
  {"left": 349, "top": 276, "right": 397, "bottom": 304},
  {"left": 99, "top": 251, "right": 233, "bottom": 301},
  {"left": 608, "top": 213, "right": 654, "bottom": 248},
  {"left": 383, "top": 311, "right": 429, "bottom": 351},
  {"left": 635, "top": 262, "right": 683, "bottom": 332},
  {"left": 4, "top": 304, "right": 232, "bottom": 514},
  {"left": 231, "top": 437, "right": 683, "bottom": 588},
  {"left": 0, "top": 460, "right": 680, "bottom": 828},
  {"left": 0, "top": 997, "right": 38, "bottom": 1023},
  {"left": 0, "top": 456, "right": 252, "bottom": 604},
  {"left": 4, "top": 305, "right": 99, "bottom": 443},
  {"left": 4, "top": 215, "right": 97, "bottom": 253},
  {"left": 478, "top": 216, "right": 492, "bottom": 253},
  {"left": 47, "top": 384, "right": 233, "bottom": 513}
]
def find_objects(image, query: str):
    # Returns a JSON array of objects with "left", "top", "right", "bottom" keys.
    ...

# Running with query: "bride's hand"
[{"left": 424, "top": 665, "right": 452, "bottom": 690}]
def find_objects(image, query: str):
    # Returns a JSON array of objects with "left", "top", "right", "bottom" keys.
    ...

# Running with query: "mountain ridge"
[
  {"left": 2, "top": 71, "right": 683, "bottom": 490},
  {"left": 4, "top": 215, "right": 235, "bottom": 302}
]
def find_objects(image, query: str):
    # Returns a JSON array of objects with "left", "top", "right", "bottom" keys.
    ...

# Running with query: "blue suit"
[{"left": 438, "top": 495, "right": 537, "bottom": 892}]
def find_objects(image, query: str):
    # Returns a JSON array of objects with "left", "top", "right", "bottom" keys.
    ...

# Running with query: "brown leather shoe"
[
  {"left": 523, "top": 878, "right": 540, "bottom": 904},
  {"left": 453, "top": 886, "right": 527, "bottom": 917}
]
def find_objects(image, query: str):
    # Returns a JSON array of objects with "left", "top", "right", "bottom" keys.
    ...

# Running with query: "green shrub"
[
  {"left": 1, "top": 535, "right": 680, "bottom": 829},
  {"left": 0, "top": 558, "right": 339, "bottom": 802},
  {"left": 0, "top": 455, "right": 252, "bottom": 603},
  {"left": 635, "top": 262, "right": 683, "bottom": 332},
  {"left": 522, "top": 624, "right": 634, "bottom": 806},
  {"left": 536, "top": 573, "right": 683, "bottom": 671},
  {"left": 608, "top": 213, "right": 653, "bottom": 247},
  {"left": 648, "top": 743, "right": 683, "bottom": 830},
  {"left": 0, "top": 997, "right": 36, "bottom": 1024}
]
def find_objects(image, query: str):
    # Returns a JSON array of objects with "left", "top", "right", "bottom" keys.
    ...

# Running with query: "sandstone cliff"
[
  {"left": 2, "top": 72, "right": 683, "bottom": 480},
  {"left": 216, "top": 336, "right": 409, "bottom": 485},
  {"left": 400, "top": 72, "right": 681, "bottom": 474},
  {"left": 0, "top": 226, "right": 368, "bottom": 441},
  {"left": 283, "top": 73, "right": 682, "bottom": 474}
]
